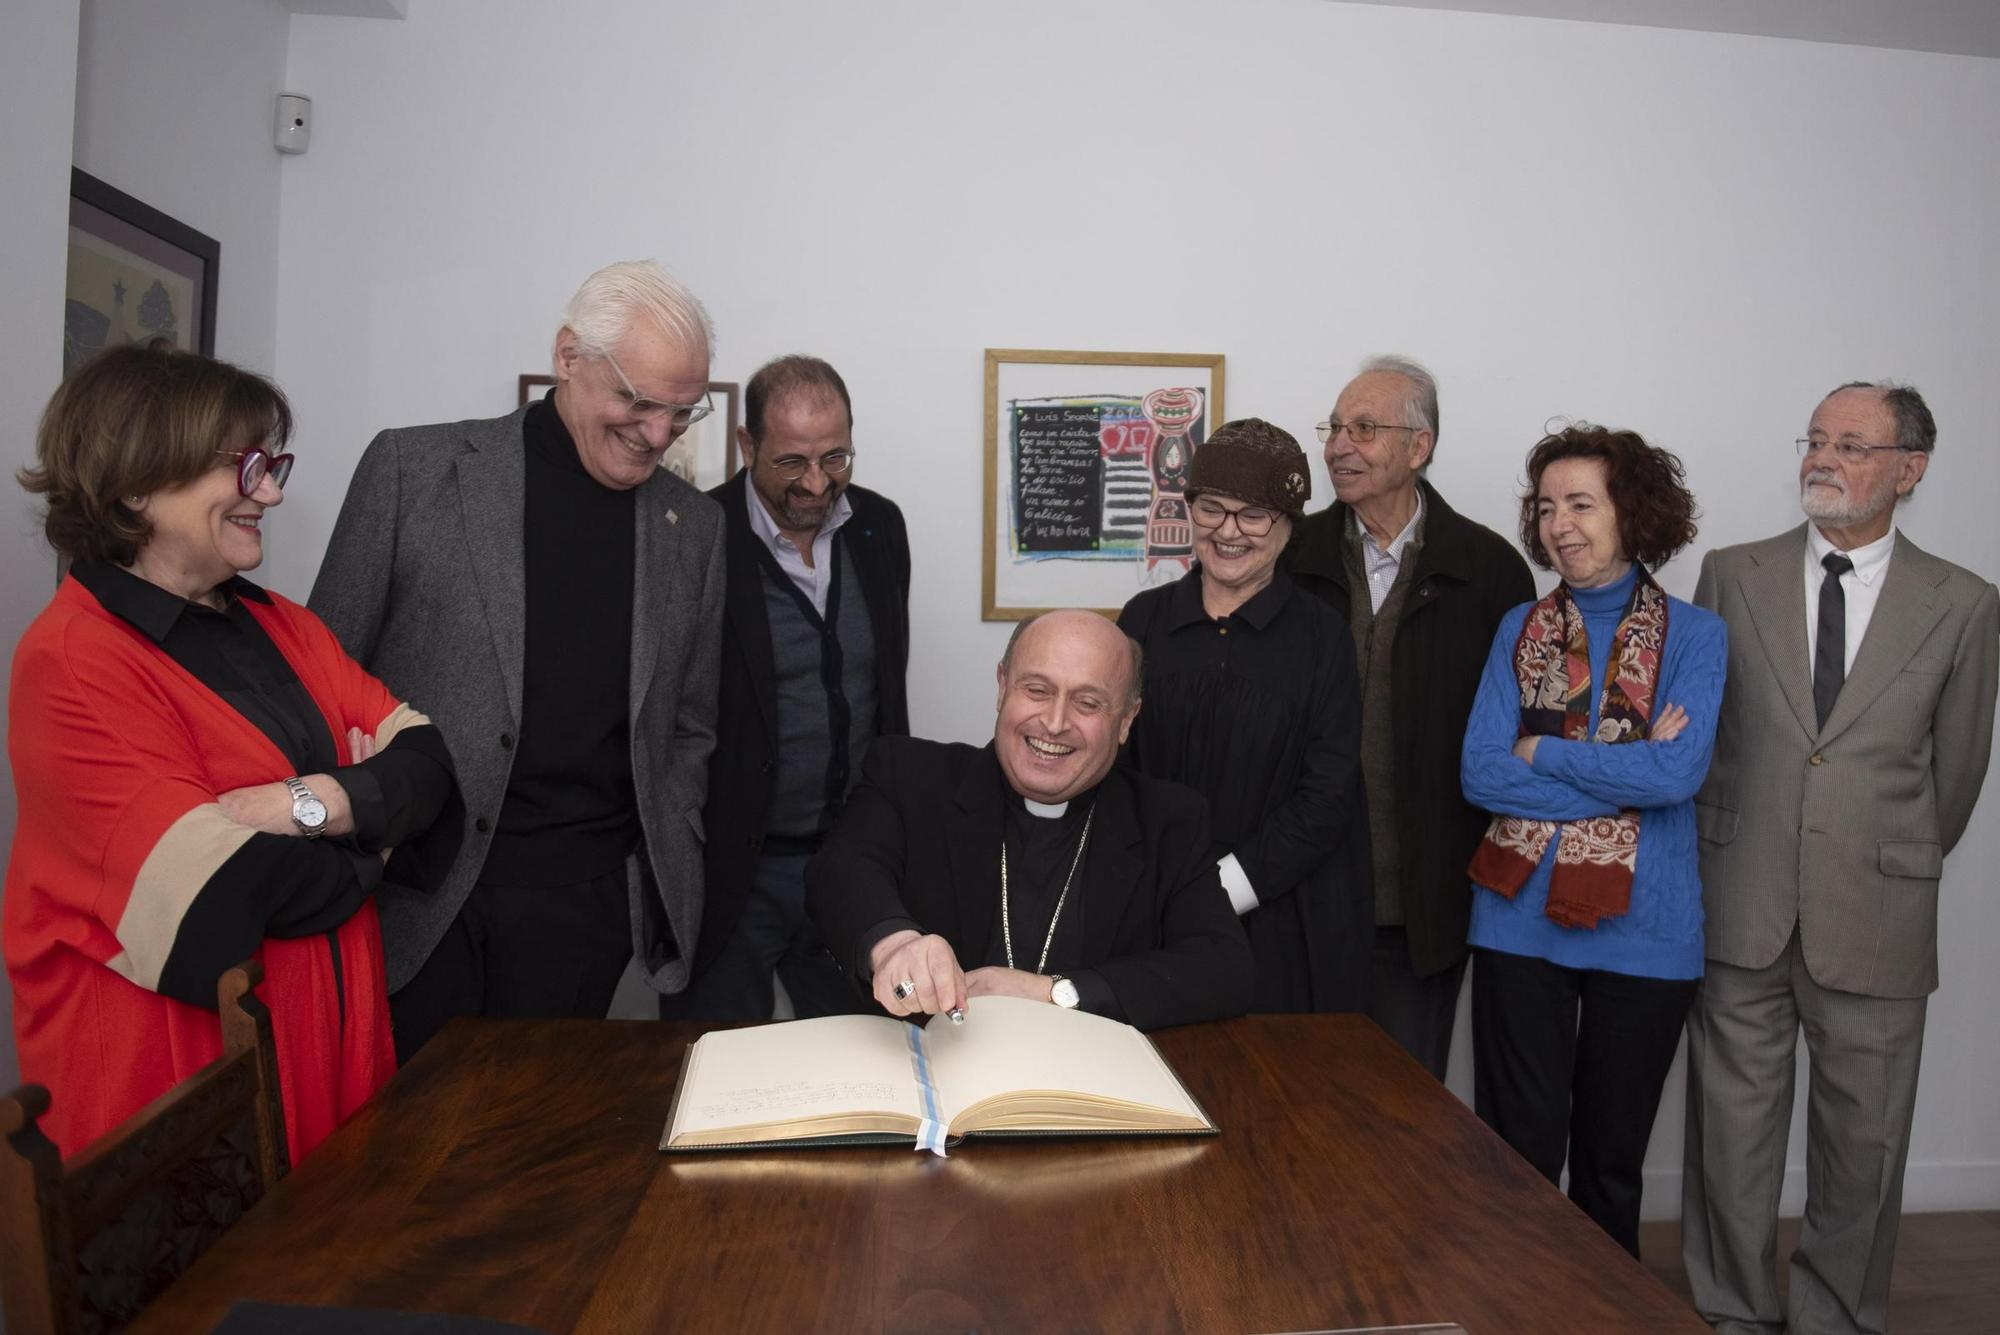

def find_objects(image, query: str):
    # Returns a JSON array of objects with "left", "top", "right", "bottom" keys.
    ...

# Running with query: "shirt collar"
[
  {"left": 742, "top": 471, "right": 854, "bottom": 553},
  {"left": 1807, "top": 521, "right": 1896, "bottom": 587},
  {"left": 70, "top": 559, "right": 269, "bottom": 644},
  {"left": 1165, "top": 563, "right": 1294, "bottom": 631},
  {"left": 1350, "top": 486, "right": 1425, "bottom": 563}
]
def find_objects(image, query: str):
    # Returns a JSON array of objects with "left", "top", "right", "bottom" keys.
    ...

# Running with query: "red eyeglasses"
[{"left": 215, "top": 446, "right": 296, "bottom": 497}]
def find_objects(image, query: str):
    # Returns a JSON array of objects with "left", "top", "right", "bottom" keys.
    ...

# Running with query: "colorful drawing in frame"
[
  {"left": 65, "top": 169, "right": 218, "bottom": 375},
  {"left": 517, "top": 375, "right": 742, "bottom": 491},
  {"left": 983, "top": 349, "right": 1224, "bottom": 620}
]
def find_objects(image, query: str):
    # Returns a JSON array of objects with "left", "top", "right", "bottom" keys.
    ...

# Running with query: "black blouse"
[{"left": 1117, "top": 565, "right": 1361, "bottom": 911}]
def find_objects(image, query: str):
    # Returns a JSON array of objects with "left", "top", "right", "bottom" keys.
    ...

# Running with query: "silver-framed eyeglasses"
[
  {"left": 1190, "top": 495, "right": 1278, "bottom": 536},
  {"left": 1315, "top": 419, "right": 1417, "bottom": 445},
  {"left": 1796, "top": 436, "right": 1912, "bottom": 465},
  {"left": 214, "top": 446, "right": 295, "bottom": 496},
  {"left": 763, "top": 450, "right": 856, "bottom": 483},
  {"left": 599, "top": 347, "right": 714, "bottom": 428}
]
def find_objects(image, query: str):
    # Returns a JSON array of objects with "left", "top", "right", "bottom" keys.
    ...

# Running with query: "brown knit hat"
[{"left": 1187, "top": 417, "right": 1311, "bottom": 518}]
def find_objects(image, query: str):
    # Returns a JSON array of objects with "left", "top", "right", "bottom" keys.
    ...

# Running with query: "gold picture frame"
[{"left": 983, "top": 348, "right": 1225, "bottom": 621}]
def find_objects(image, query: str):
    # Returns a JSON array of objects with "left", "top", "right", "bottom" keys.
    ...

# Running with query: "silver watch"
[
  {"left": 1050, "top": 975, "right": 1081, "bottom": 1009},
  {"left": 285, "top": 775, "right": 328, "bottom": 839}
]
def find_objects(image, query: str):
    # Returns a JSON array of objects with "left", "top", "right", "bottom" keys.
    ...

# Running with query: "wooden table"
[{"left": 137, "top": 1015, "right": 1704, "bottom": 1333}]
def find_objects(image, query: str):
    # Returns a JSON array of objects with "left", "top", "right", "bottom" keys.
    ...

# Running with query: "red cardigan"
[{"left": 4, "top": 577, "right": 423, "bottom": 1161}]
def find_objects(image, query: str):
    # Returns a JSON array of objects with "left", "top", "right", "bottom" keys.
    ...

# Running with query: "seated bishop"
[{"left": 806, "top": 608, "right": 1253, "bottom": 1031}]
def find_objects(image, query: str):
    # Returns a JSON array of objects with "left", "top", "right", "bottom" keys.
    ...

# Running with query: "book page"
[
  {"left": 665, "top": 1014, "right": 924, "bottom": 1143},
  {"left": 921, "top": 995, "right": 1208, "bottom": 1132}
]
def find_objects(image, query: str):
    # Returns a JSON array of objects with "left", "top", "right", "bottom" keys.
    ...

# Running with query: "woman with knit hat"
[{"left": 1116, "top": 418, "right": 1368, "bottom": 1012}]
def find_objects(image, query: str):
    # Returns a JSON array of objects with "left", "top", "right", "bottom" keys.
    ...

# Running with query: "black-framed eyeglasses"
[
  {"left": 1190, "top": 495, "right": 1278, "bottom": 536},
  {"left": 764, "top": 450, "right": 856, "bottom": 483},
  {"left": 601, "top": 347, "right": 715, "bottom": 428},
  {"left": 215, "top": 446, "right": 295, "bottom": 496},
  {"left": 1315, "top": 419, "right": 1417, "bottom": 445},
  {"left": 1795, "top": 436, "right": 1912, "bottom": 465}
]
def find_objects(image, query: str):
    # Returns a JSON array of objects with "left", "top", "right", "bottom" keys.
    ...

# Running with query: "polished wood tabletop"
[{"left": 136, "top": 1014, "right": 1704, "bottom": 1333}]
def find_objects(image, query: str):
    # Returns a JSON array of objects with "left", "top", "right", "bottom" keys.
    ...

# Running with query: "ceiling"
[
  {"left": 1333, "top": 0, "right": 2000, "bottom": 60},
  {"left": 279, "top": 2, "right": 2000, "bottom": 59}
]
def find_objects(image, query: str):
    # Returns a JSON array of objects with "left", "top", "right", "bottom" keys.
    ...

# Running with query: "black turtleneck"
[{"left": 485, "top": 393, "right": 640, "bottom": 886}]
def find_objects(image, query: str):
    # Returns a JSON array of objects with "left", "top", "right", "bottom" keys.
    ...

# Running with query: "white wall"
[
  {"left": 266, "top": 0, "right": 2000, "bottom": 1220},
  {"left": 74, "top": 0, "right": 292, "bottom": 375},
  {"left": 0, "top": 0, "right": 83, "bottom": 1099}
]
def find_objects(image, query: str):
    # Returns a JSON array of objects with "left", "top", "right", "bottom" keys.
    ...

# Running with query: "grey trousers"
[{"left": 1681, "top": 929, "right": 1927, "bottom": 1335}]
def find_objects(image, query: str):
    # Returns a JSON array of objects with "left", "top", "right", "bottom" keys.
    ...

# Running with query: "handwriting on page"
[{"left": 691, "top": 1079, "right": 897, "bottom": 1121}]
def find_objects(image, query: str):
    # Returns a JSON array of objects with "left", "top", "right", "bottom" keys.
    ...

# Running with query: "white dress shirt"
[
  {"left": 745, "top": 476, "right": 854, "bottom": 616},
  {"left": 1352, "top": 489, "right": 1426, "bottom": 614},
  {"left": 1805, "top": 522, "right": 1896, "bottom": 675}
]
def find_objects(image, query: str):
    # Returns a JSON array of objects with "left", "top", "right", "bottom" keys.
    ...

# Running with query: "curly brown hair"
[
  {"left": 19, "top": 344, "right": 293, "bottom": 566},
  {"left": 1518, "top": 423, "right": 1699, "bottom": 571}
]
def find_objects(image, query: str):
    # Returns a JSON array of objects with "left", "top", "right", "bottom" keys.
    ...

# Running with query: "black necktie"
[{"left": 1813, "top": 551, "right": 1854, "bottom": 730}]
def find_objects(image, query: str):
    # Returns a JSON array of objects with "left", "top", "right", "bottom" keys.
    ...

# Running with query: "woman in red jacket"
[{"left": 5, "top": 345, "right": 458, "bottom": 1162}]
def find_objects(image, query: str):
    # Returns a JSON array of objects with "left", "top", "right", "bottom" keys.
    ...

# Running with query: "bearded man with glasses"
[
  {"left": 661, "top": 355, "right": 912, "bottom": 1022},
  {"left": 311, "top": 260, "right": 726, "bottom": 1060},
  {"left": 1682, "top": 380, "right": 1998, "bottom": 1335},
  {"left": 1285, "top": 355, "right": 1535, "bottom": 1079}
]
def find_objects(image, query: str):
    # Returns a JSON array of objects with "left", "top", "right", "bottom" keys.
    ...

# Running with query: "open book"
[{"left": 660, "top": 995, "right": 1214, "bottom": 1151}]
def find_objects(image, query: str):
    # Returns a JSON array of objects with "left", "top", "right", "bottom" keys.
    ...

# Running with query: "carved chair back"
[{"left": 0, "top": 961, "right": 288, "bottom": 1334}]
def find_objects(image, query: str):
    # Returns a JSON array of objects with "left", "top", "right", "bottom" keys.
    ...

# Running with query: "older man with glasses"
[
  {"left": 311, "top": 259, "right": 726, "bottom": 1060},
  {"left": 1286, "top": 355, "right": 1535, "bottom": 1079},
  {"left": 660, "top": 354, "right": 912, "bottom": 1022},
  {"left": 1682, "top": 380, "right": 1998, "bottom": 1335}
]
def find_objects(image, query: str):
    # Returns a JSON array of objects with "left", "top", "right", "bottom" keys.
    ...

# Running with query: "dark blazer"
[
  {"left": 310, "top": 406, "right": 725, "bottom": 994},
  {"left": 1286, "top": 478, "right": 1537, "bottom": 978},
  {"left": 805, "top": 738, "right": 1253, "bottom": 1031},
  {"left": 693, "top": 473, "right": 911, "bottom": 978}
]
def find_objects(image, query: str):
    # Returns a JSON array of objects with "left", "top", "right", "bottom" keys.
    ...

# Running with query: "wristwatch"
[
  {"left": 1049, "top": 975, "right": 1080, "bottom": 1009},
  {"left": 284, "top": 776, "right": 328, "bottom": 839}
]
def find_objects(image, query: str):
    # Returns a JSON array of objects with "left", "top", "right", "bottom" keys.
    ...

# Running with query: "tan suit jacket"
[{"left": 1693, "top": 525, "right": 1998, "bottom": 998}]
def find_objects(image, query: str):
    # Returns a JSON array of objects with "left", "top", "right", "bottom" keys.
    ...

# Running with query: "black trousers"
[
  {"left": 1471, "top": 946, "right": 1697, "bottom": 1257},
  {"left": 1365, "top": 926, "right": 1466, "bottom": 1081},
  {"left": 657, "top": 853, "right": 867, "bottom": 1022},
  {"left": 389, "top": 865, "right": 632, "bottom": 1065}
]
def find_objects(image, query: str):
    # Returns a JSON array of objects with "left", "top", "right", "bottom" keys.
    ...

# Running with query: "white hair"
[
  {"left": 557, "top": 260, "right": 715, "bottom": 362},
  {"left": 1359, "top": 354, "right": 1439, "bottom": 441}
]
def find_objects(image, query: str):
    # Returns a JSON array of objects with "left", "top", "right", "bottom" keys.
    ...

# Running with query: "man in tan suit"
[{"left": 1681, "top": 381, "right": 1999, "bottom": 1335}]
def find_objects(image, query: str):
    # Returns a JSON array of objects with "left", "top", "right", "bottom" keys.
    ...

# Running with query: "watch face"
[
  {"left": 296, "top": 796, "right": 328, "bottom": 828},
  {"left": 1052, "top": 978, "right": 1081, "bottom": 1009}
]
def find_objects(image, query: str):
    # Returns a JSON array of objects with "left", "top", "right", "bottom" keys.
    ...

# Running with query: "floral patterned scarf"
[{"left": 1466, "top": 567, "right": 1669, "bottom": 929}]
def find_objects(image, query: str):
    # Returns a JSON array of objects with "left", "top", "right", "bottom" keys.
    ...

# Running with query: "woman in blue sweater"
[{"left": 1460, "top": 423, "right": 1726, "bottom": 1257}]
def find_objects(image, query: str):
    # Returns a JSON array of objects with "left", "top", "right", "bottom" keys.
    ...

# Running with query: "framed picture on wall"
[
  {"left": 65, "top": 168, "right": 219, "bottom": 375},
  {"left": 983, "top": 348, "right": 1225, "bottom": 621},
  {"left": 516, "top": 374, "right": 742, "bottom": 490}
]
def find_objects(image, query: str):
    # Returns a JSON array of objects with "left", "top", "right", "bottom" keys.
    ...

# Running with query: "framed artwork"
[
  {"left": 983, "top": 348, "right": 1225, "bottom": 620},
  {"left": 65, "top": 169, "right": 218, "bottom": 374},
  {"left": 516, "top": 375, "right": 742, "bottom": 490}
]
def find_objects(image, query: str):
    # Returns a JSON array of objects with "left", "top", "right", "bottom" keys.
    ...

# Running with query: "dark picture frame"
[
  {"left": 517, "top": 374, "right": 742, "bottom": 489},
  {"left": 65, "top": 168, "right": 219, "bottom": 374}
]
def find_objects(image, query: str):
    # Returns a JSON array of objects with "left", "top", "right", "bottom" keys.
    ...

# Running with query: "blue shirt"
[{"left": 1461, "top": 567, "right": 1728, "bottom": 979}]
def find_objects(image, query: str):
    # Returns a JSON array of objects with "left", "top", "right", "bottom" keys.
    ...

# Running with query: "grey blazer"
[
  {"left": 309, "top": 405, "right": 725, "bottom": 994},
  {"left": 1693, "top": 525, "right": 1998, "bottom": 998}
]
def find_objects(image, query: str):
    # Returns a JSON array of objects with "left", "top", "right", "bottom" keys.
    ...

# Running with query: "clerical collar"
[{"left": 1023, "top": 798, "right": 1069, "bottom": 819}]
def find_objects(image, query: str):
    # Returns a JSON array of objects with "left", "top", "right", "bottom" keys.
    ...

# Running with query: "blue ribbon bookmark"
[{"left": 904, "top": 1024, "right": 948, "bottom": 1157}]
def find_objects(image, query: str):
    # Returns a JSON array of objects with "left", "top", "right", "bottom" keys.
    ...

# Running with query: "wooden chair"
[{"left": 0, "top": 961, "right": 289, "bottom": 1334}]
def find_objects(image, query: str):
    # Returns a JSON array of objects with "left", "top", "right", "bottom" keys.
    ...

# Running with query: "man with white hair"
[
  {"left": 1683, "top": 380, "right": 1997, "bottom": 1335},
  {"left": 312, "top": 260, "right": 726, "bottom": 1059},
  {"left": 1287, "top": 355, "right": 1534, "bottom": 1078}
]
